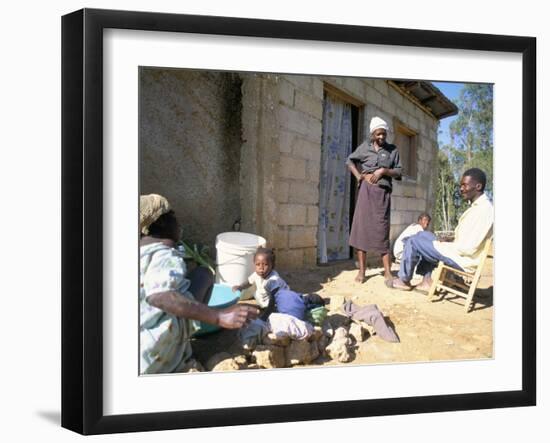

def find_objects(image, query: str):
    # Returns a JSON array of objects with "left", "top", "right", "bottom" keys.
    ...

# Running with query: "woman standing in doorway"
[{"left": 346, "top": 117, "right": 402, "bottom": 284}]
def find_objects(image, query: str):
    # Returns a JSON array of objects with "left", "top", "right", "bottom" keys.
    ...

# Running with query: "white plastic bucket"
[{"left": 215, "top": 232, "right": 267, "bottom": 287}]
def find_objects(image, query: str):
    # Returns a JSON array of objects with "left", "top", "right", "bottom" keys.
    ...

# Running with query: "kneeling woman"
[
  {"left": 139, "top": 194, "right": 258, "bottom": 374},
  {"left": 346, "top": 117, "right": 402, "bottom": 284}
]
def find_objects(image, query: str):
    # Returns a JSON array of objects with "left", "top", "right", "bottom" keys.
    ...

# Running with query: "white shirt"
[
  {"left": 393, "top": 223, "right": 424, "bottom": 261},
  {"left": 248, "top": 270, "right": 289, "bottom": 308},
  {"left": 433, "top": 193, "right": 494, "bottom": 272}
]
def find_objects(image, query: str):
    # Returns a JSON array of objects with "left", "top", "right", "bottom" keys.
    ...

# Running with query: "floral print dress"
[{"left": 139, "top": 242, "right": 200, "bottom": 374}]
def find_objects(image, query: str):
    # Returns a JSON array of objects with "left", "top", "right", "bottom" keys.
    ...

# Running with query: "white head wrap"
[{"left": 369, "top": 116, "right": 389, "bottom": 134}]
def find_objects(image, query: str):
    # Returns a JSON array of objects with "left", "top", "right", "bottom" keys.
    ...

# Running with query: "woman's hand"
[
  {"left": 369, "top": 168, "right": 387, "bottom": 184},
  {"left": 217, "top": 304, "right": 260, "bottom": 329},
  {"left": 231, "top": 285, "right": 241, "bottom": 292}
]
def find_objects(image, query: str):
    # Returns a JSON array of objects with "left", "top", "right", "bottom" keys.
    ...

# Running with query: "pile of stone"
[{"left": 195, "top": 314, "right": 371, "bottom": 372}]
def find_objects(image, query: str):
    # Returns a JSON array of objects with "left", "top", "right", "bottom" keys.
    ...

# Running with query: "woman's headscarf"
[
  {"left": 369, "top": 116, "right": 389, "bottom": 134},
  {"left": 140, "top": 194, "right": 171, "bottom": 235}
]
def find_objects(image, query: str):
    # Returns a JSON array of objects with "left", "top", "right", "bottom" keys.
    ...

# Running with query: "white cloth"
[
  {"left": 267, "top": 313, "right": 313, "bottom": 340},
  {"left": 248, "top": 270, "right": 289, "bottom": 308},
  {"left": 433, "top": 193, "right": 494, "bottom": 272},
  {"left": 393, "top": 223, "right": 424, "bottom": 261},
  {"left": 139, "top": 242, "right": 200, "bottom": 374},
  {"left": 369, "top": 116, "right": 389, "bottom": 134}
]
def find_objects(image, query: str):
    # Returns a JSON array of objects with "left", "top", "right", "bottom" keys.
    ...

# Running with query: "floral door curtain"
[{"left": 317, "top": 93, "right": 353, "bottom": 263}]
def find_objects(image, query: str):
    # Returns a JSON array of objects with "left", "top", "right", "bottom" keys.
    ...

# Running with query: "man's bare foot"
[
  {"left": 414, "top": 282, "right": 432, "bottom": 293},
  {"left": 355, "top": 273, "right": 366, "bottom": 283},
  {"left": 391, "top": 278, "right": 412, "bottom": 291},
  {"left": 414, "top": 277, "right": 433, "bottom": 293}
]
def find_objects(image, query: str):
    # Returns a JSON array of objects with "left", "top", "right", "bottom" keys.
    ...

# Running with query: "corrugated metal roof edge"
[{"left": 389, "top": 80, "right": 458, "bottom": 120}]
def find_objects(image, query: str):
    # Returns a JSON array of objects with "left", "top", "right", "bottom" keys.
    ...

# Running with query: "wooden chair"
[{"left": 427, "top": 237, "right": 493, "bottom": 313}]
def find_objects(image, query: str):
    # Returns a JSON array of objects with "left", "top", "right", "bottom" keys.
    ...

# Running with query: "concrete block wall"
[
  {"left": 267, "top": 75, "right": 439, "bottom": 269},
  {"left": 271, "top": 75, "right": 324, "bottom": 269}
]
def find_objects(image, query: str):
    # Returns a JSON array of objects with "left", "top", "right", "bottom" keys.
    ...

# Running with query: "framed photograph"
[{"left": 61, "top": 8, "right": 536, "bottom": 435}]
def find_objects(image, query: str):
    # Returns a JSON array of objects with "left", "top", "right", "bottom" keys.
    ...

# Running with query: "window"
[{"left": 393, "top": 119, "right": 417, "bottom": 179}]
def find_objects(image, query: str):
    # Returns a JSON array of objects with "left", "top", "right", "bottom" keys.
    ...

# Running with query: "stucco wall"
[{"left": 139, "top": 68, "right": 242, "bottom": 250}]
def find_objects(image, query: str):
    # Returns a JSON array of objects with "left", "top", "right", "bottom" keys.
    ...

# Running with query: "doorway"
[{"left": 317, "top": 87, "right": 362, "bottom": 263}]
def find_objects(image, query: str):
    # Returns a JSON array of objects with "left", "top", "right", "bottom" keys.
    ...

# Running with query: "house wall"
[
  {"left": 139, "top": 69, "right": 440, "bottom": 271},
  {"left": 254, "top": 75, "right": 440, "bottom": 270},
  {"left": 139, "top": 68, "right": 243, "bottom": 250}
]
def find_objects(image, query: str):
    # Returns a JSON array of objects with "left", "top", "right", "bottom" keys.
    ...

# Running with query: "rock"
[
  {"left": 233, "top": 355, "right": 249, "bottom": 368},
  {"left": 326, "top": 339, "right": 352, "bottom": 363},
  {"left": 211, "top": 358, "right": 241, "bottom": 372},
  {"left": 333, "top": 326, "right": 349, "bottom": 341},
  {"left": 349, "top": 322, "right": 366, "bottom": 343},
  {"left": 252, "top": 345, "right": 286, "bottom": 369},
  {"left": 286, "top": 339, "right": 317, "bottom": 366},
  {"left": 204, "top": 351, "right": 248, "bottom": 372},
  {"left": 177, "top": 358, "right": 204, "bottom": 373},
  {"left": 206, "top": 352, "right": 233, "bottom": 371},
  {"left": 262, "top": 332, "right": 291, "bottom": 347},
  {"left": 325, "top": 329, "right": 353, "bottom": 363}
]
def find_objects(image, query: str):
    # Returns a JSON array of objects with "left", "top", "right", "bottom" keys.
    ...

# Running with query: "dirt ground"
[{"left": 192, "top": 257, "right": 493, "bottom": 368}]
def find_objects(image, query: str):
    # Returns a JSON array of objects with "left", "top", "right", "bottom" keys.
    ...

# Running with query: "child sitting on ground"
[
  {"left": 232, "top": 247, "right": 326, "bottom": 321},
  {"left": 232, "top": 247, "right": 289, "bottom": 311}
]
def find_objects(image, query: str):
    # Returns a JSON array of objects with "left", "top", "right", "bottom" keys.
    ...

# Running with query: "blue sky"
[{"left": 432, "top": 81, "right": 463, "bottom": 147}]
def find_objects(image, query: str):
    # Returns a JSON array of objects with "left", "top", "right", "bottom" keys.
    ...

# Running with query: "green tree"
[
  {"left": 449, "top": 84, "right": 494, "bottom": 196},
  {"left": 434, "top": 83, "right": 493, "bottom": 232},
  {"left": 434, "top": 148, "right": 466, "bottom": 231}
]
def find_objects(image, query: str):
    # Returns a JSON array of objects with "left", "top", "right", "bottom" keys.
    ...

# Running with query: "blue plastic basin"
[{"left": 194, "top": 284, "right": 241, "bottom": 336}]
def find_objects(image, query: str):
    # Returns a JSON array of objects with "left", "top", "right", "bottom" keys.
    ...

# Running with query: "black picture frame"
[{"left": 61, "top": 8, "right": 536, "bottom": 435}]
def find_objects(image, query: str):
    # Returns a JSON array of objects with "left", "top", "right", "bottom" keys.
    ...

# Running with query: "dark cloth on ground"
[
  {"left": 349, "top": 181, "right": 391, "bottom": 253},
  {"left": 397, "top": 230, "right": 463, "bottom": 283},
  {"left": 342, "top": 301, "right": 400, "bottom": 343}
]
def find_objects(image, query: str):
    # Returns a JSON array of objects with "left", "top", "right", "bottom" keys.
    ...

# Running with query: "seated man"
[
  {"left": 392, "top": 168, "right": 493, "bottom": 291},
  {"left": 393, "top": 213, "right": 431, "bottom": 262}
]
